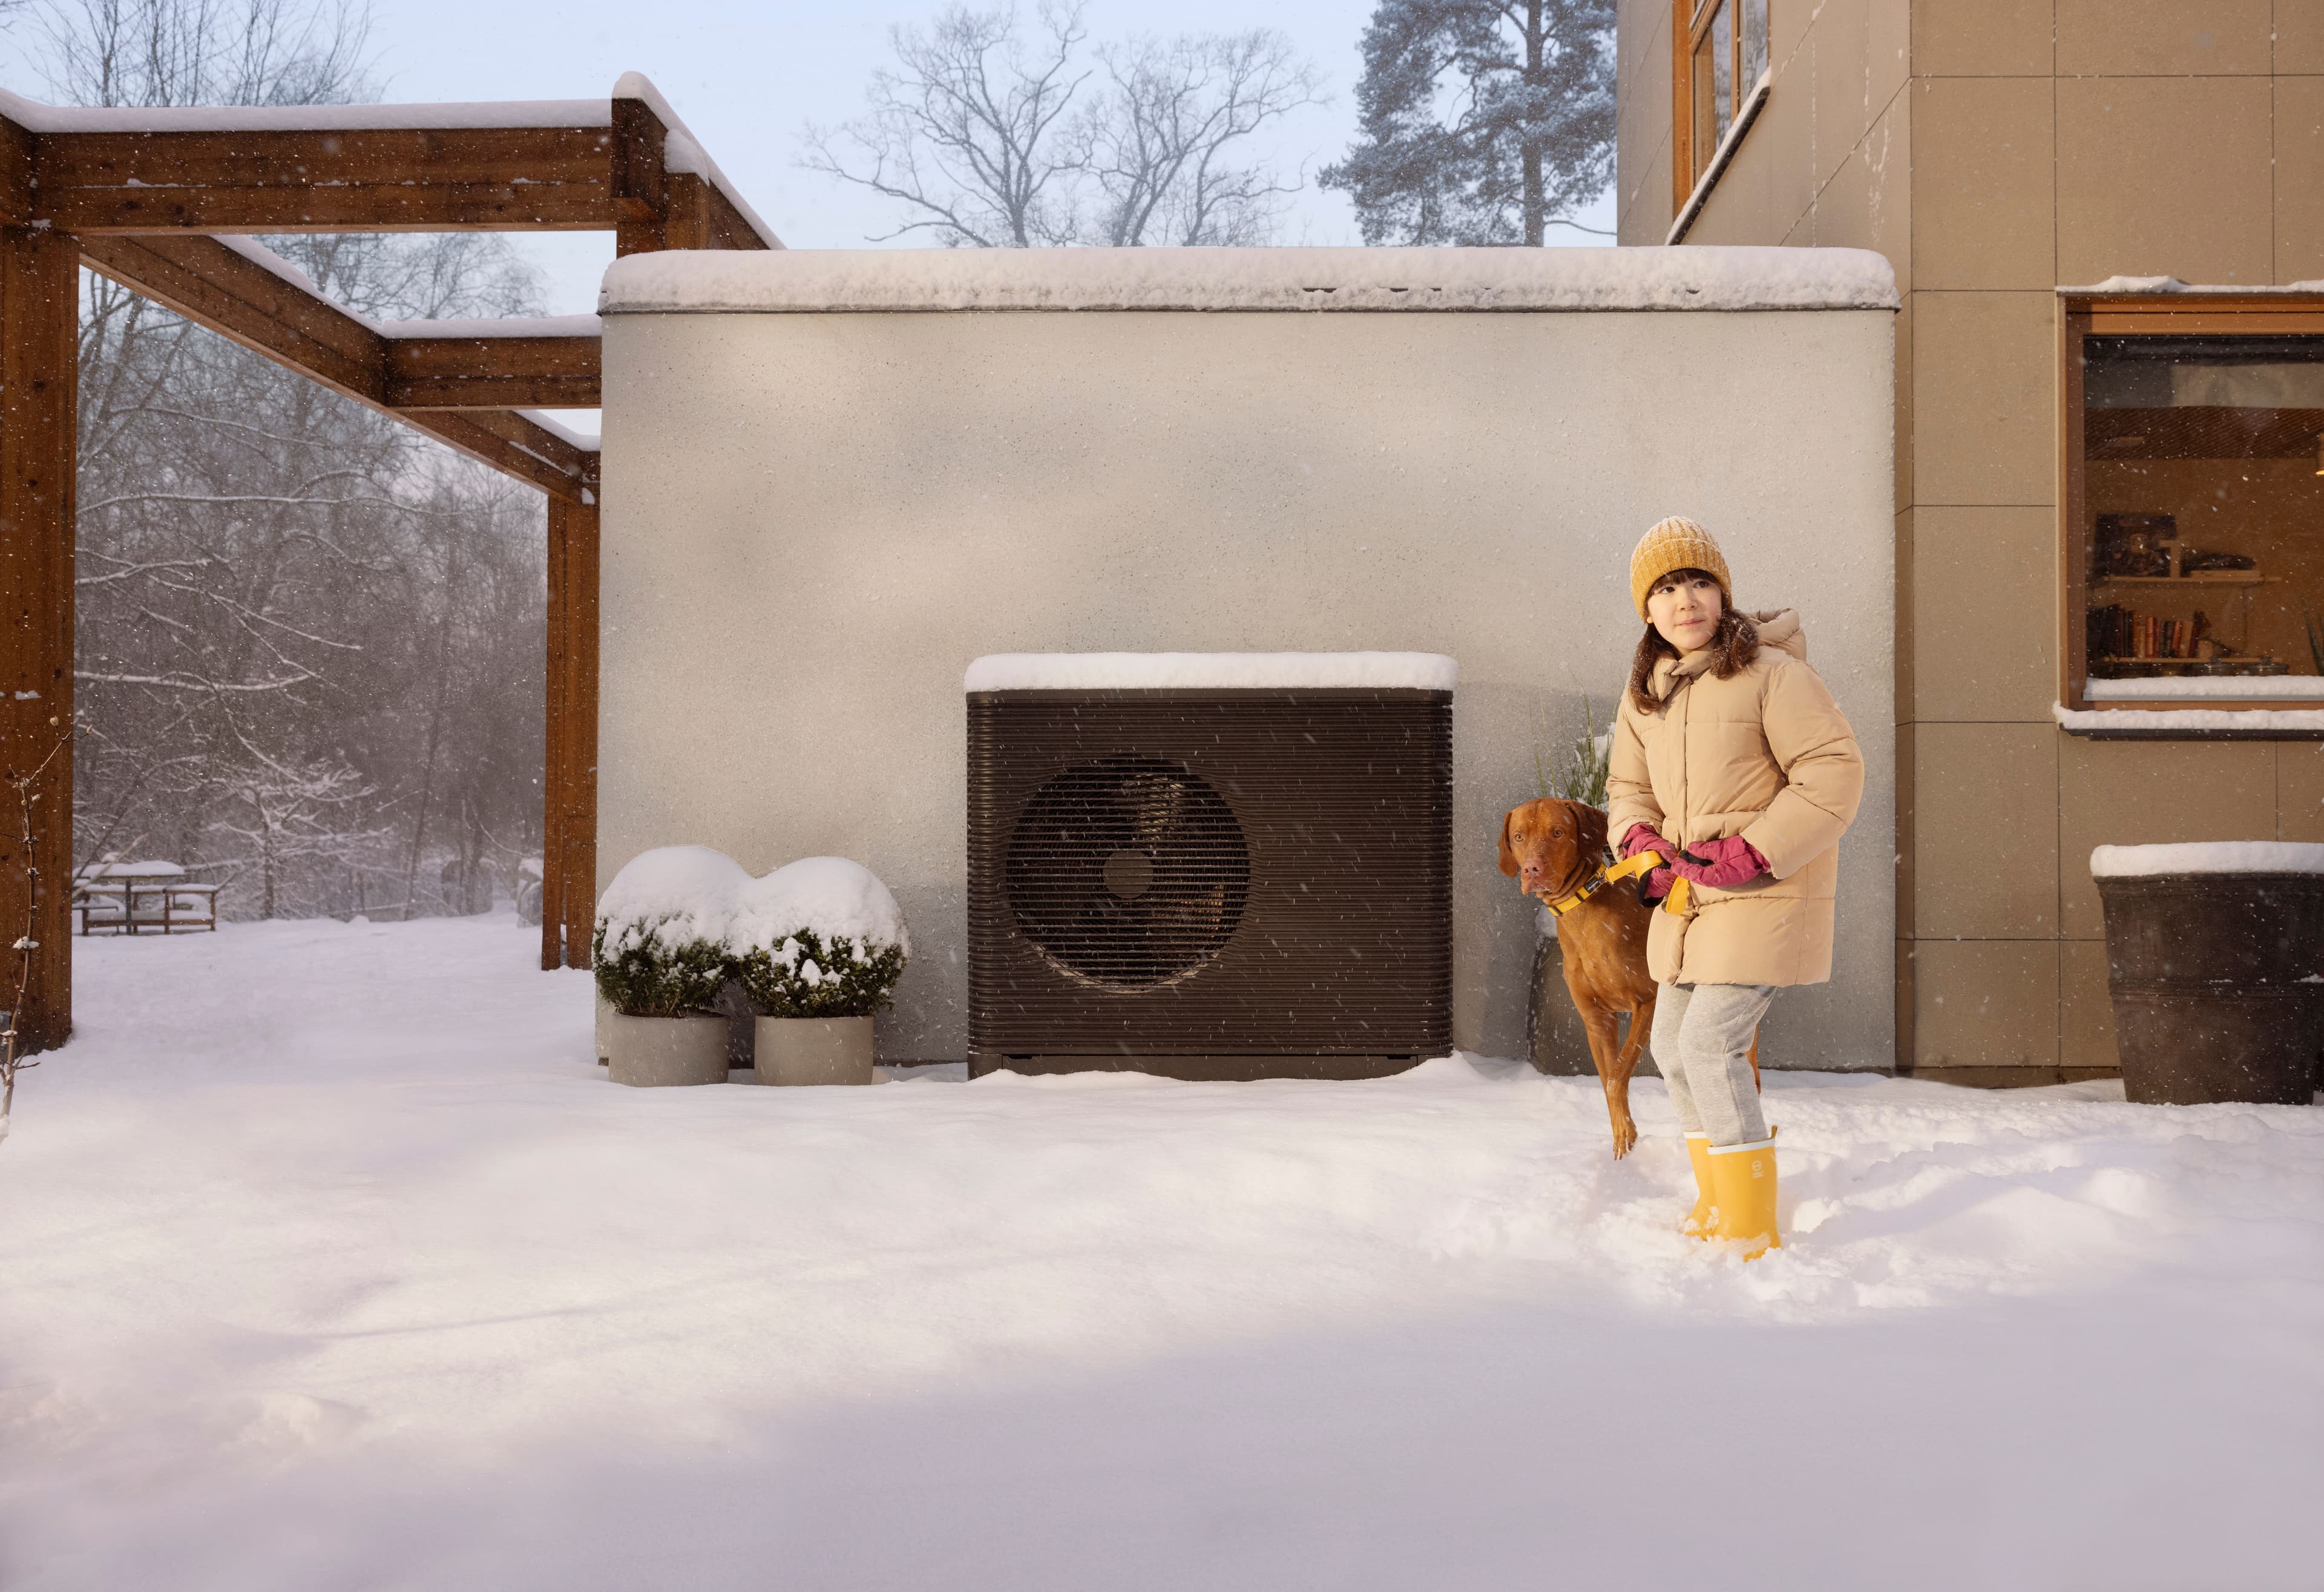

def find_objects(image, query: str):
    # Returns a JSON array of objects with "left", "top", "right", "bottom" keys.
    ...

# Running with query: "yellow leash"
[{"left": 1540, "top": 850, "right": 1690, "bottom": 918}]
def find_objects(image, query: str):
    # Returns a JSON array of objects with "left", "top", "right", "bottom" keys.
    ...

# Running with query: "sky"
[{"left": 1, "top": 0, "right": 1618, "bottom": 314}]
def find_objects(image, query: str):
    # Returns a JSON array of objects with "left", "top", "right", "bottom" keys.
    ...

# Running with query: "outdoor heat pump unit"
[{"left": 965, "top": 653, "right": 1455, "bottom": 1080}]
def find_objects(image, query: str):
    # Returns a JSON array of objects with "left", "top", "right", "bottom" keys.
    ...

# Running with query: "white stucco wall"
[{"left": 596, "top": 248, "right": 1897, "bottom": 1068}]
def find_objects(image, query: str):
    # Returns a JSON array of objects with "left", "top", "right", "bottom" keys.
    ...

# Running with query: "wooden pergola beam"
[
  {"left": 77, "top": 234, "right": 598, "bottom": 499},
  {"left": 384, "top": 336, "right": 600, "bottom": 410},
  {"left": 414, "top": 409, "right": 599, "bottom": 504},
  {"left": 0, "top": 116, "right": 33, "bottom": 227},
  {"left": 10, "top": 93, "right": 778, "bottom": 249},
  {"left": 79, "top": 233, "right": 383, "bottom": 396},
  {"left": 34, "top": 125, "right": 619, "bottom": 234}
]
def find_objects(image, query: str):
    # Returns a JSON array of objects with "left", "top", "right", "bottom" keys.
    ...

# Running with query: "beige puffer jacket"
[{"left": 1605, "top": 610, "right": 1864, "bottom": 988}]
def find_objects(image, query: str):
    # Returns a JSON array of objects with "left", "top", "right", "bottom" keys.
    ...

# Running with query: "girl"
[{"left": 1605, "top": 517, "right": 1864, "bottom": 1257}]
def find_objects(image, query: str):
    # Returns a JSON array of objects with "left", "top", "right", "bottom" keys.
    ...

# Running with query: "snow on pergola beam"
[{"left": 0, "top": 77, "right": 778, "bottom": 250}]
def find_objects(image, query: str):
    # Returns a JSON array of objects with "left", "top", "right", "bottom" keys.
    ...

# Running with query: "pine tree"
[{"left": 1321, "top": 0, "right": 1614, "bottom": 246}]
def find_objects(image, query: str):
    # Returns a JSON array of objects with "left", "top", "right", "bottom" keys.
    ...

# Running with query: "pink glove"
[
  {"left": 1671, "top": 835, "right": 1770, "bottom": 890},
  {"left": 1618, "top": 824, "right": 1669, "bottom": 861},
  {"left": 1620, "top": 825, "right": 1675, "bottom": 901}
]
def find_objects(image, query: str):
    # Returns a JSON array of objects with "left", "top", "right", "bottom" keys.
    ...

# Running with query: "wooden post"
[
  {"left": 541, "top": 493, "right": 599, "bottom": 970},
  {"left": 562, "top": 496, "right": 599, "bottom": 970},
  {"left": 0, "top": 227, "right": 77, "bottom": 1050},
  {"left": 542, "top": 495, "right": 570, "bottom": 970}
]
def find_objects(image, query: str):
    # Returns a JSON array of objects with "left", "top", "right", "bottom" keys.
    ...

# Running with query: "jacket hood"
[
  {"left": 1650, "top": 608, "right": 1808, "bottom": 699},
  {"left": 1749, "top": 609, "right": 1806, "bottom": 660}
]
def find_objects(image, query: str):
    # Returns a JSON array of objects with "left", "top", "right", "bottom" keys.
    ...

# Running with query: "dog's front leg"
[
  {"left": 1579, "top": 1004, "right": 1637, "bottom": 1159},
  {"left": 1607, "top": 990, "right": 1655, "bottom": 1159}
]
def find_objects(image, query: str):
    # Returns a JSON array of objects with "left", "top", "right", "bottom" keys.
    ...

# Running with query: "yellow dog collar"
[{"left": 1542, "top": 849, "right": 1672, "bottom": 918}]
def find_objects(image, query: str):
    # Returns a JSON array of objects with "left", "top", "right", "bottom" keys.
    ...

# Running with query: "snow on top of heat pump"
[
  {"left": 725, "top": 858, "right": 910, "bottom": 958},
  {"left": 597, "top": 246, "right": 1899, "bottom": 316},
  {"left": 963, "top": 653, "right": 1458, "bottom": 692},
  {"left": 2090, "top": 841, "right": 2324, "bottom": 878}
]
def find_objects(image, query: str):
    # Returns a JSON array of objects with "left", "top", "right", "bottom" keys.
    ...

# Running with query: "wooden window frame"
[
  {"left": 1670, "top": 0, "right": 1766, "bottom": 217},
  {"left": 2058, "top": 292, "right": 2324, "bottom": 728}
]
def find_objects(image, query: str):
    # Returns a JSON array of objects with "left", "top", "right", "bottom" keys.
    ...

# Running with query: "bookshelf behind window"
[{"left": 2059, "top": 296, "right": 2324, "bottom": 715}]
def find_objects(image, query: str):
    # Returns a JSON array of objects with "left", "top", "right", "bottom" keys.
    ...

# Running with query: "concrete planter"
[
  {"left": 753, "top": 1015, "right": 876, "bottom": 1086},
  {"left": 604, "top": 1011, "right": 731, "bottom": 1087},
  {"left": 1528, "top": 933, "right": 1592, "bottom": 1075},
  {"left": 2096, "top": 870, "right": 2324, "bottom": 1105}
]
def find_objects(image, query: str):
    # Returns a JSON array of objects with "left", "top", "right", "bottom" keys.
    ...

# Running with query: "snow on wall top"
[
  {"left": 964, "top": 653, "right": 1458, "bottom": 692},
  {"left": 2091, "top": 842, "right": 2324, "bottom": 877},
  {"left": 599, "top": 246, "right": 1900, "bottom": 316}
]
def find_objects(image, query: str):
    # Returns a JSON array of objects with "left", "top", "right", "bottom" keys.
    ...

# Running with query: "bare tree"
[
  {"left": 36, "top": 0, "right": 373, "bottom": 110},
  {"left": 42, "top": 0, "right": 554, "bottom": 926},
  {"left": 1076, "top": 30, "right": 1324, "bottom": 247},
  {"left": 205, "top": 744, "right": 382, "bottom": 920},
  {"left": 800, "top": 1, "right": 1091, "bottom": 248},
  {"left": 802, "top": 2, "right": 1326, "bottom": 249}
]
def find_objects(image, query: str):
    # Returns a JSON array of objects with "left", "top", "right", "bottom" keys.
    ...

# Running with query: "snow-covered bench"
[{"left": 71, "top": 861, "right": 220, "bottom": 935}]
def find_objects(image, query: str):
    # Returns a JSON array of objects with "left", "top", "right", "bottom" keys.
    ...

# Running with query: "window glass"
[
  {"left": 1742, "top": 0, "right": 1768, "bottom": 89},
  {"left": 1690, "top": 2, "right": 1725, "bottom": 180},
  {"left": 1710, "top": 1, "right": 1735, "bottom": 149},
  {"left": 2081, "top": 334, "right": 2324, "bottom": 699}
]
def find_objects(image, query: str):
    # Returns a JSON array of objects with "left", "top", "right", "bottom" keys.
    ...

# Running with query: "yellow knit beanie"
[{"left": 1629, "top": 516, "right": 1732, "bottom": 622}]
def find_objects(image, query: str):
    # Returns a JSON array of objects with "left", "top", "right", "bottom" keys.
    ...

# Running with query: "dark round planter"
[
  {"left": 1528, "top": 929, "right": 1656, "bottom": 1079},
  {"left": 1528, "top": 933, "right": 1594, "bottom": 1075},
  {"left": 2095, "top": 870, "right": 2324, "bottom": 1106}
]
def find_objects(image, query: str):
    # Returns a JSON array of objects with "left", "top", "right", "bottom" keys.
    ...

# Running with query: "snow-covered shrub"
[
  {"left": 591, "top": 846, "right": 750, "bottom": 1017},
  {"left": 724, "top": 857, "right": 910, "bottom": 1019}
]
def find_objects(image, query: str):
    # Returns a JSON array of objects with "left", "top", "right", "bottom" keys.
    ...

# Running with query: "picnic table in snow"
[{"left": 70, "top": 861, "right": 220, "bottom": 935}]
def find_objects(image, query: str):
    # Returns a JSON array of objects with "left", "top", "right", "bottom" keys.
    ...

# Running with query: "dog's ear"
[
  {"left": 1497, "top": 807, "right": 1521, "bottom": 877},
  {"left": 1569, "top": 801, "right": 1609, "bottom": 863}
]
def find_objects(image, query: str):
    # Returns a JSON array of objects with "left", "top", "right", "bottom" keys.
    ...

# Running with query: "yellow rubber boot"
[
  {"left": 1707, "top": 1136, "right": 1782, "bottom": 1258},
  {"left": 1682, "top": 1134, "right": 1715, "bottom": 1238}
]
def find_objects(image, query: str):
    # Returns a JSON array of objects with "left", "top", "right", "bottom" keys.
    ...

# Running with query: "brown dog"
[
  {"left": 1500, "top": 799, "right": 1764, "bottom": 1159},
  {"left": 1500, "top": 798, "right": 1658, "bottom": 1157}
]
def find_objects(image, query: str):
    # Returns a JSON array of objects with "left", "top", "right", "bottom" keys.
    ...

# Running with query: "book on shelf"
[{"left": 2087, "top": 603, "right": 2207, "bottom": 662}]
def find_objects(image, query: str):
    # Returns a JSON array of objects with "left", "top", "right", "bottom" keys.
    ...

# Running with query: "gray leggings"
[{"left": 1650, "top": 981, "right": 1773, "bottom": 1146}]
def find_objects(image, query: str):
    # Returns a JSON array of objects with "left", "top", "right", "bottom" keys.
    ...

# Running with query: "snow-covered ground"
[{"left": 2, "top": 917, "right": 2319, "bottom": 1590}]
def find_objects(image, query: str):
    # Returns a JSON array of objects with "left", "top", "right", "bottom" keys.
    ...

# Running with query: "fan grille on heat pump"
[{"left": 1004, "top": 755, "right": 1252, "bottom": 990}]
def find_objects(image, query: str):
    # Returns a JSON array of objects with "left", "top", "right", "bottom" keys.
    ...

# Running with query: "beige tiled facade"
[{"left": 1617, "top": 0, "right": 2324, "bottom": 1079}]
